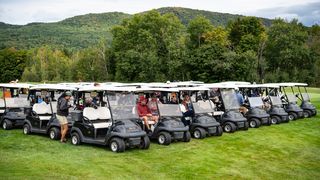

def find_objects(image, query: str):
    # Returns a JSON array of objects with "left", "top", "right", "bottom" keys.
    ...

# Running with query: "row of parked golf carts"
[{"left": 0, "top": 81, "right": 317, "bottom": 152}]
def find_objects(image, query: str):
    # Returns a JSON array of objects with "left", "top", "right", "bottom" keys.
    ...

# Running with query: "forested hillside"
[
  {"left": 0, "top": 8, "right": 319, "bottom": 86},
  {"left": 0, "top": 12, "right": 130, "bottom": 50},
  {"left": 156, "top": 7, "right": 273, "bottom": 27},
  {"left": 0, "top": 7, "right": 272, "bottom": 50}
]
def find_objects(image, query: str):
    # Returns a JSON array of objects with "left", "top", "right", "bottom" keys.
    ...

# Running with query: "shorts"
[{"left": 56, "top": 114, "right": 68, "bottom": 125}]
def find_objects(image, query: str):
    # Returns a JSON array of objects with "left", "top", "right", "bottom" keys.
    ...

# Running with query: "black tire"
[
  {"left": 223, "top": 122, "right": 236, "bottom": 133},
  {"left": 216, "top": 126, "right": 223, "bottom": 136},
  {"left": 23, "top": 124, "right": 31, "bottom": 135},
  {"left": 139, "top": 136, "right": 150, "bottom": 149},
  {"left": 49, "top": 127, "right": 61, "bottom": 140},
  {"left": 183, "top": 131, "right": 191, "bottom": 142},
  {"left": 2, "top": 119, "right": 12, "bottom": 130},
  {"left": 270, "top": 116, "right": 281, "bottom": 125},
  {"left": 157, "top": 131, "right": 171, "bottom": 145},
  {"left": 266, "top": 118, "right": 272, "bottom": 126},
  {"left": 71, "top": 132, "right": 81, "bottom": 145},
  {"left": 193, "top": 127, "right": 206, "bottom": 139},
  {"left": 288, "top": 112, "right": 297, "bottom": 121},
  {"left": 249, "top": 118, "right": 261, "bottom": 128},
  {"left": 303, "top": 110, "right": 311, "bottom": 118},
  {"left": 109, "top": 137, "right": 125, "bottom": 152}
]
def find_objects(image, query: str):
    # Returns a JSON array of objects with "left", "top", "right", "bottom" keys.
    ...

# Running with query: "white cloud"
[{"left": 0, "top": 0, "right": 318, "bottom": 25}]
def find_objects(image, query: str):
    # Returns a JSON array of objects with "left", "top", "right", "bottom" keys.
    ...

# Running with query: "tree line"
[{"left": 0, "top": 11, "right": 319, "bottom": 86}]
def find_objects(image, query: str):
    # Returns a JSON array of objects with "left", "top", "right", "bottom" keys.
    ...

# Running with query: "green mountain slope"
[
  {"left": 156, "top": 7, "right": 273, "bottom": 27},
  {"left": 0, "top": 12, "right": 130, "bottom": 50},
  {"left": 0, "top": 7, "right": 273, "bottom": 50}
]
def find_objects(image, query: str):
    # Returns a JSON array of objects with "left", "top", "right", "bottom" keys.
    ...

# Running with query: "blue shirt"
[{"left": 236, "top": 92, "right": 244, "bottom": 105}]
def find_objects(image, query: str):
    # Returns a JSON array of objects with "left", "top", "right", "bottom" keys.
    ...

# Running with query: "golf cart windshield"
[
  {"left": 192, "top": 100, "right": 213, "bottom": 114},
  {"left": 269, "top": 96, "right": 283, "bottom": 105},
  {"left": 220, "top": 89, "right": 240, "bottom": 110},
  {"left": 107, "top": 93, "right": 139, "bottom": 120},
  {"left": 286, "top": 94, "right": 297, "bottom": 103},
  {"left": 0, "top": 88, "right": 30, "bottom": 108},
  {"left": 158, "top": 104, "right": 182, "bottom": 117},
  {"left": 248, "top": 97, "right": 264, "bottom": 107},
  {"left": 301, "top": 93, "right": 310, "bottom": 101}
]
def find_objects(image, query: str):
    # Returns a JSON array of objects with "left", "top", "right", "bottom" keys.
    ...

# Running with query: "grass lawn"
[{"left": 0, "top": 94, "right": 319, "bottom": 179}]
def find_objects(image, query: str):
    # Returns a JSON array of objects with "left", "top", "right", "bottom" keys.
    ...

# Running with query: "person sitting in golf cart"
[
  {"left": 180, "top": 94, "right": 194, "bottom": 126},
  {"left": 137, "top": 96, "right": 158, "bottom": 131},
  {"left": 169, "top": 93, "right": 178, "bottom": 104},
  {"left": 147, "top": 93, "right": 161, "bottom": 117},
  {"left": 235, "top": 87, "right": 248, "bottom": 114}
]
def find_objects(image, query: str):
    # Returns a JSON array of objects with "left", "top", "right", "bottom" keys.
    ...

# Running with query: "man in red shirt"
[{"left": 137, "top": 96, "right": 157, "bottom": 131}]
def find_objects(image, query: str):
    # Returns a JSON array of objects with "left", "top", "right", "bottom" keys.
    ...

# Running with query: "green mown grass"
[{"left": 0, "top": 94, "right": 319, "bottom": 179}]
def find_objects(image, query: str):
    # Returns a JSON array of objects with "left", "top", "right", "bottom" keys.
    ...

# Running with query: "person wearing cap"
[{"left": 57, "top": 91, "right": 72, "bottom": 143}]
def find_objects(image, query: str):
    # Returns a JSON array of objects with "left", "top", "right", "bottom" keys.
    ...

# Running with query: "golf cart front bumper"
[
  {"left": 236, "top": 121, "right": 247, "bottom": 129},
  {"left": 280, "top": 115, "right": 289, "bottom": 122},
  {"left": 258, "top": 116, "right": 269, "bottom": 125},
  {"left": 127, "top": 137, "right": 143, "bottom": 146},
  {"left": 297, "top": 111, "right": 304, "bottom": 118}
]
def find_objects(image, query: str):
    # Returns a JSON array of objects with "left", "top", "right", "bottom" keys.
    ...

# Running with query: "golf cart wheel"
[
  {"left": 23, "top": 124, "right": 31, "bottom": 135},
  {"left": 109, "top": 137, "right": 125, "bottom": 153},
  {"left": 249, "top": 119, "right": 260, "bottom": 128},
  {"left": 2, "top": 119, "right": 12, "bottom": 130},
  {"left": 223, "top": 122, "right": 236, "bottom": 133},
  {"left": 288, "top": 112, "right": 297, "bottom": 121},
  {"left": 71, "top": 132, "right": 81, "bottom": 145},
  {"left": 303, "top": 111, "right": 311, "bottom": 118},
  {"left": 216, "top": 126, "right": 223, "bottom": 136},
  {"left": 183, "top": 131, "right": 191, "bottom": 142},
  {"left": 193, "top": 127, "right": 206, "bottom": 139},
  {"left": 139, "top": 136, "right": 150, "bottom": 149},
  {"left": 271, "top": 116, "right": 280, "bottom": 125},
  {"left": 49, "top": 127, "right": 61, "bottom": 140},
  {"left": 157, "top": 132, "right": 171, "bottom": 145}
]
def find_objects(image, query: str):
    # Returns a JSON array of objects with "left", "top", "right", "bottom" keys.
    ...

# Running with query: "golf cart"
[
  {"left": 23, "top": 84, "right": 77, "bottom": 140},
  {"left": 70, "top": 86, "right": 149, "bottom": 153},
  {"left": 294, "top": 83, "right": 317, "bottom": 117},
  {"left": 203, "top": 83, "right": 248, "bottom": 133},
  {"left": 135, "top": 87, "right": 190, "bottom": 145},
  {"left": 237, "top": 84, "right": 271, "bottom": 128},
  {"left": 177, "top": 86, "right": 223, "bottom": 139},
  {"left": 279, "top": 83, "right": 310, "bottom": 119},
  {"left": 259, "top": 84, "right": 289, "bottom": 124},
  {"left": 0, "top": 83, "right": 32, "bottom": 130}
]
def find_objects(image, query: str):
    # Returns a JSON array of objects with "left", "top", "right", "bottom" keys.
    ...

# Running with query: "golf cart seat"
[
  {"left": 0, "top": 99, "right": 5, "bottom": 113},
  {"left": 32, "top": 102, "right": 52, "bottom": 120},
  {"left": 83, "top": 107, "right": 112, "bottom": 129},
  {"left": 50, "top": 101, "right": 57, "bottom": 114}
]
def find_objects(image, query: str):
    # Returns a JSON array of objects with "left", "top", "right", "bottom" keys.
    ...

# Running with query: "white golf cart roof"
[
  {"left": 279, "top": 82, "right": 308, "bottom": 87},
  {"left": 135, "top": 86, "right": 179, "bottom": 92},
  {"left": 143, "top": 82, "right": 177, "bottom": 88},
  {"left": 235, "top": 84, "right": 260, "bottom": 88},
  {"left": 177, "top": 86, "right": 210, "bottom": 91},
  {"left": 259, "top": 83, "right": 280, "bottom": 88},
  {"left": 0, "top": 83, "right": 33, "bottom": 89},
  {"left": 219, "top": 81, "right": 251, "bottom": 85},
  {"left": 168, "top": 81, "right": 204, "bottom": 87},
  {"left": 30, "top": 84, "right": 77, "bottom": 91},
  {"left": 202, "top": 83, "right": 237, "bottom": 89},
  {"left": 78, "top": 85, "right": 137, "bottom": 92}
]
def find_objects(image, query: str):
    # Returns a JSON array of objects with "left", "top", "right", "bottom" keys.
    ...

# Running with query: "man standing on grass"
[{"left": 57, "top": 91, "right": 72, "bottom": 143}]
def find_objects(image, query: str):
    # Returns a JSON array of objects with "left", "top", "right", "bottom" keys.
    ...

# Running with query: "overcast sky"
[{"left": 0, "top": 0, "right": 319, "bottom": 26}]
